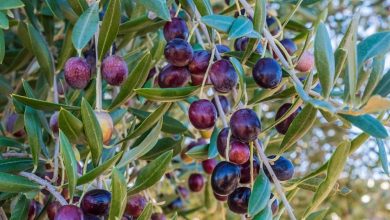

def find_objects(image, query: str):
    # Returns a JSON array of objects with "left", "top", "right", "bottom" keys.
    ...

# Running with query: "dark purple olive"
[
  {"left": 202, "top": 158, "right": 217, "bottom": 174},
  {"left": 191, "top": 74, "right": 206, "bottom": 86},
  {"left": 84, "top": 214, "right": 100, "bottom": 220},
  {"left": 234, "top": 37, "right": 263, "bottom": 54},
  {"left": 239, "top": 156, "right": 260, "bottom": 184},
  {"left": 188, "top": 173, "right": 204, "bottom": 192},
  {"left": 164, "top": 38, "right": 193, "bottom": 67},
  {"left": 6, "top": 113, "right": 25, "bottom": 137},
  {"left": 176, "top": 185, "right": 189, "bottom": 199},
  {"left": 163, "top": 17, "right": 189, "bottom": 41},
  {"left": 147, "top": 67, "right": 157, "bottom": 80},
  {"left": 158, "top": 64, "right": 190, "bottom": 88},
  {"left": 214, "top": 192, "right": 228, "bottom": 201},
  {"left": 216, "top": 44, "right": 231, "bottom": 54},
  {"left": 125, "top": 194, "right": 147, "bottom": 217},
  {"left": 151, "top": 213, "right": 167, "bottom": 220},
  {"left": 101, "top": 55, "right": 128, "bottom": 86},
  {"left": 64, "top": 57, "right": 91, "bottom": 89},
  {"left": 270, "top": 193, "right": 279, "bottom": 215},
  {"left": 211, "top": 96, "right": 231, "bottom": 116},
  {"left": 188, "top": 50, "right": 211, "bottom": 75},
  {"left": 280, "top": 38, "right": 297, "bottom": 56},
  {"left": 229, "top": 140, "right": 250, "bottom": 165},
  {"left": 263, "top": 155, "right": 294, "bottom": 182},
  {"left": 28, "top": 200, "right": 41, "bottom": 220},
  {"left": 47, "top": 201, "right": 62, "bottom": 220},
  {"left": 80, "top": 189, "right": 111, "bottom": 216},
  {"left": 167, "top": 198, "right": 183, "bottom": 210},
  {"left": 230, "top": 109, "right": 261, "bottom": 142},
  {"left": 209, "top": 60, "right": 238, "bottom": 93},
  {"left": 266, "top": 16, "right": 280, "bottom": 36},
  {"left": 216, "top": 128, "right": 230, "bottom": 157},
  {"left": 211, "top": 161, "right": 241, "bottom": 195},
  {"left": 188, "top": 99, "right": 217, "bottom": 130},
  {"left": 54, "top": 205, "right": 84, "bottom": 220},
  {"left": 57, "top": 80, "right": 69, "bottom": 95},
  {"left": 275, "top": 103, "right": 302, "bottom": 134},
  {"left": 227, "top": 187, "right": 251, "bottom": 214},
  {"left": 252, "top": 58, "right": 282, "bottom": 89},
  {"left": 50, "top": 112, "right": 59, "bottom": 135}
]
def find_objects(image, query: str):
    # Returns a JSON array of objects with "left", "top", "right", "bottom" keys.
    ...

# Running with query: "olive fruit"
[
  {"left": 188, "top": 173, "right": 204, "bottom": 192},
  {"left": 188, "top": 50, "right": 211, "bottom": 75},
  {"left": 94, "top": 111, "right": 114, "bottom": 145},
  {"left": 252, "top": 58, "right": 282, "bottom": 89},
  {"left": 164, "top": 38, "right": 193, "bottom": 67},
  {"left": 295, "top": 51, "right": 314, "bottom": 72},
  {"left": 80, "top": 189, "right": 111, "bottom": 216},
  {"left": 158, "top": 65, "right": 190, "bottom": 88},
  {"left": 275, "top": 103, "right": 302, "bottom": 134},
  {"left": 54, "top": 205, "right": 84, "bottom": 220},
  {"left": 47, "top": 201, "right": 62, "bottom": 220},
  {"left": 230, "top": 108, "right": 261, "bottom": 142},
  {"left": 5, "top": 113, "right": 25, "bottom": 137},
  {"left": 188, "top": 99, "right": 217, "bottom": 130},
  {"left": 125, "top": 194, "right": 147, "bottom": 217},
  {"left": 50, "top": 112, "right": 59, "bottom": 135},
  {"left": 64, "top": 57, "right": 91, "bottom": 89},
  {"left": 202, "top": 158, "right": 217, "bottom": 174},
  {"left": 227, "top": 187, "right": 251, "bottom": 214},
  {"left": 263, "top": 155, "right": 294, "bottom": 182},
  {"left": 211, "top": 95, "right": 231, "bottom": 116},
  {"left": 229, "top": 140, "right": 250, "bottom": 165},
  {"left": 209, "top": 60, "right": 238, "bottom": 93},
  {"left": 211, "top": 161, "right": 241, "bottom": 195},
  {"left": 240, "top": 156, "right": 260, "bottom": 184},
  {"left": 101, "top": 55, "right": 128, "bottom": 86},
  {"left": 163, "top": 17, "right": 189, "bottom": 41}
]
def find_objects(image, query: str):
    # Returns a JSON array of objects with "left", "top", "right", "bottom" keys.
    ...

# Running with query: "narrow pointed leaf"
[
  {"left": 373, "top": 69, "right": 390, "bottom": 97},
  {"left": 98, "top": 0, "right": 121, "bottom": 61},
  {"left": 135, "top": 86, "right": 201, "bottom": 102},
  {"left": 253, "top": 205, "right": 272, "bottom": 220},
  {"left": 357, "top": 32, "right": 390, "bottom": 69},
  {"left": 248, "top": 172, "right": 271, "bottom": 216},
  {"left": 81, "top": 99, "right": 103, "bottom": 166},
  {"left": 77, "top": 152, "right": 123, "bottom": 185},
  {"left": 136, "top": 0, "right": 170, "bottom": 21},
  {"left": 0, "top": 172, "right": 40, "bottom": 192},
  {"left": 24, "top": 107, "right": 44, "bottom": 169},
  {"left": 10, "top": 195, "right": 29, "bottom": 220},
  {"left": 339, "top": 114, "right": 388, "bottom": 139},
  {"left": 201, "top": 15, "right": 235, "bottom": 33},
  {"left": 376, "top": 139, "right": 389, "bottom": 175},
  {"left": 228, "top": 16, "right": 254, "bottom": 40},
  {"left": 117, "top": 120, "right": 162, "bottom": 168},
  {"left": 108, "top": 168, "right": 127, "bottom": 220},
  {"left": 67, "top": 0, "right": 88, "bottom": 15},
  {"left": 59, "top": 108, "right": 85, "bottom": 144},
  {"left": 362, "top": 56, "right": 385, "bottom": 103},
  {"left": 0, "top": 158, "right": 34, "bottom": 173},
  {"left": 59, "top": 131, "right": 78, "bottom": 200},
  {"left": 0, "top": 0, "right": 24, "bottom": 10},
  {"left": 12, "top": 94, "right": 79, "bottom": 111},
  {"left": 303, "top": 141, "right": 350, "bottom": 218},
  {"left": 127, "top": 151, "right": 172, "bottom": 195},
  {"left": 208, "top": 127, "right": 220, "bottom": 158},
  {"left": 314, "top": 23, "right": 335, "bottom": 98},
  {"left": 72, "top": 3, "right": 99, "bottom": 50},
  {"left": 279, "top": 104, "right": 317, "bottom": 153},
  {"left": 137, "top": 203, "right": 153, "bottom": 220}
]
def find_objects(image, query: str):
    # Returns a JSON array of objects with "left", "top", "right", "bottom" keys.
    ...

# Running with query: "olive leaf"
[
  {"left": 59, "top": 131, "right": 78, "bottom": 200},
  {"left": 72, "top": 2, "right": 99, "bottom": 50},
  {"left": 208, "top": 127, "right": 220, "bottom": 158},
  {"left": 137, "top": 203, "right": 153, "bottom": 220},
  {"left": 108, "top": 168, "right": 127, "bottom": 220},
  {"left": 59, "top": 108, "right": 85, "bottom": 144},
  {"left": 0, "top": 172, "right": 40, "bottom": 192},
  {"left": 24, "top": 107, "right": 44, "bottom": 169},
  {"left": 248, "top": 172, "right": 271, "bottom": 217},
  {"left": 12, "top": 94, "right": 80, "bottom": 111},
  {"left": 372, "top": 69, "right": 390, "bottom": 97},
  {"left": 136, "top": 0, "right": 170, "bottom": 21},
  {"left": 135, "top": 86, "right": 201, "bottom": 102},
  {"left": 201, "top": 15, "right": 235, "bottom": 33},
  {"left": 10, "top": 195, "right": 30, "bottom": 220},
  {"left": 127, "top": 151, "right": 173, "bottom": 195},
  {"left": 303, "top": 141, "right": 350, "bottom": 218},
  {"left": 376, "top": 139, "right": 389, "bottom": 175},
  {"left": 229, "top": 16, "right": 258, "bottom": 40},
  {"left": 339, "top": 113, "right": 388, "bottom": 139},
  {"left": 186, "top": 144, "right": 209, "bottom": 160},
  {"left": 0, "top": 0, "right": 25, "bottom": 10},
  {"left": 67, "top": 0, "right": 88, "bottom": 15},
  {"left": 81, "top": 98, "right": 103, "bottom": 166},
  {"left": 97, "top": 0, "right": 121, "bottom": 61}
]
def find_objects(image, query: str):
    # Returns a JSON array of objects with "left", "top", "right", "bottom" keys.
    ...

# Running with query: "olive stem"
[
  {"left": 254, "top": 141, "right": 297, "bottom": 220},
  {"left": 213, "top": 94, "right": 229, "bottom": 128},
  {"left": 250, "top": 141, "right": 254, "bottom": 188},
  {"left": 19, "top": 171, "right": 68, "bottom": 206},
  {"left": 52, "top": 139, "right": 60, "bottom": 183}
]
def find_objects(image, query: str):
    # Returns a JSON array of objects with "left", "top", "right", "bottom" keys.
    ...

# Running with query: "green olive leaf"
[
  {"left": 72, "top": 2, "right": 99, "bottom": 50},
  {"left": 248, "top": 172, "right": 271, "bottom": 217},
  {"left": 67, "top": 0, "right": 88, "bottom": 15},
  {"left": 0, "top": 172, "right": 40, "bottom": 193},
  {"left": 108, "top": 168, "right": 127, "bottom": 220},
  {"left": 135, "top": 86, "right": 201, "bottom": 102},
  {"left": 10, "top": 195, "right": 30, "bottom": 220},
  {"left": 59, "top": 131, "right": 78, "bottom": 200}
]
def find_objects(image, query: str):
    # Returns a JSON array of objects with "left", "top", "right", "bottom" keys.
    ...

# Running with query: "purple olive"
[
  {"left": 188, "top": 99, "right": 217, "bottom": 130},
  {"left": 239, "top": 156, "right": 260, "bottom": 184},
  {"left": 64, "top": 57, "right": 91, "bottom": 89},
  {"left": 101, "top": 55, "right": 128, "bottom": 86},
  {"left": 234, "top": 37, "right": 263, "bottom": 54},
  {"left": 125, "top": 194, "right": 147, "bottom": 217},
  {"left": 188, "top": 50, "right": 211, "bottom": 75},
  {"left": 227, "top": 187, "right": 251, "bottom": 214},
  {"left": 263, "top": 155, "right": 294, "bottom": 182},
  {"left": 202, "top": 158, "right": 217, "bottom": 174},
  {"left": 5, "top": 113, "right": 25, "bottom": 137},
  {"left": 275, "top": 103, "right": 302, "bottom": 134},
  {"left": 158, "top": 64, "right": 190, "bottom": 88},
  {"left": 252, "top": 58, "right": 282, "bottom": 89},
  {"left": 211, "top": 161, "right": 241, "bottom": 195},
  {"left": 47, "top": 201, "right": 62, "bottom": 220},
  {"left": 211, "top": 95, "right": 231, "bottom": 116},
  {"left": 229, "top": 140, "right": 250, "bottom": 165},
  {"left": 80, "top": 189, "right": 111, "bottom": 216},
  {"left": 209, "top": 60, "right": 238, "bottom": 93},
  {"left": 164, "top": 38, "right": 194, "bottom": 67},
  {"left": 230, "top": 109, "right": 261, "bottom": 142},
  {"left": 50, "top": 112, "right": 59, "bottom": 135},
  {"left": 54, "top": 205, "right": 84, "bottom": 220},
  {"left": 163, "top": 17, "right": 189, "bottom": 41},
  {"left": 188, "top": 173, "right": 204, "bottom": 192},
  {"left": 295, "top": 51, "right": 314, "bottom": 72}
]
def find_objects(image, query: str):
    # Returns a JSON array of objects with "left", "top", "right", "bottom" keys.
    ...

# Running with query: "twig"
[
  {"left": 19, "top": 171, "right": 68, "bottom": 206},
  {"left": 52, "top": 139, "right": 60, "bottom": 183},
  {"left": 254, "top": 141, "right": 297, "bottom": 220}
]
